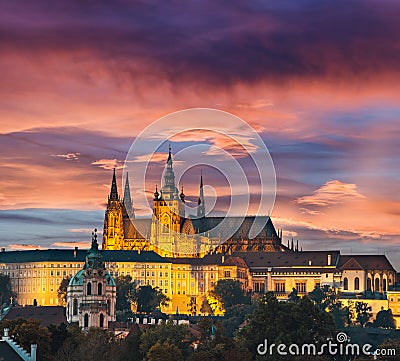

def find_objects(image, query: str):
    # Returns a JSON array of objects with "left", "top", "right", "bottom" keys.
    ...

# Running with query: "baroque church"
[{"left": 102, "top": 148, "right": 287, "bottom": 257}]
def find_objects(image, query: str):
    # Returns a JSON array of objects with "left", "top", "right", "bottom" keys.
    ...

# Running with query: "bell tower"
[
  {"left": 151, "top": 146, "right": 185, "bottom": 256},
  {"left": 102, "top": 168, "right": 124, "bottom": 250}
]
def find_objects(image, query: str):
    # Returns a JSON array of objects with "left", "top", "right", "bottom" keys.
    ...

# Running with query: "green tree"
[
  {"left": 222, "top": 303, "right": 256, "bottom": 337},
  {"left": 0, "top": 318, "right": 52, "bottom": 361},
  {"left": 210, "top": 279, "right": 249, "bottom": 310},
  {"left": 114, "top": 325, "right": 141, "bottom": 361},
  {"left": 57, "top": 277, "right": 71, "bottom": 307},
  {"left": 147, "top": 341, "right": 184, "bottom": 361},
  {"left": 139, "top": 320, "right": 191, "bottom": 359},
  {"left": 288, "top": 287, "right": 300, "bottom": 303},
  {"left": 238, "top": 292, "right": 336, "bottom": 361},
  {"left": 133, "top": 285, "right": 169, "bottom": 313},
  {"left": 72, "top": 328, "right": 118, "bottom": 361},
  {"left": 0, "top": 274, "right": 16, "bottom": 306},
  {"left": 373, "top": 309, "right": 396, "bottom": 329},
  {"left": 115, "top": 275, "right": 136, "bottom": 312},
  {"left": 354, "top": 301, "right": 372, "bottom": 327}
]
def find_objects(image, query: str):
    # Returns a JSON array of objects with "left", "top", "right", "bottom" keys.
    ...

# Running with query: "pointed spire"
[
  {"left": 167, "top": 143, "right": 172, "bottom": 163},
  {"left": 123, "top": 172, "right": 135, "bottom": 219},
  {"left": 197, "top": 171, "right": 205, "bottom": 218},
  {"left": 109, "top": 168, "right": 119, "bottom": 200},
  {"left": 161, "top": 145, "right": 178, "bottom": 200}
]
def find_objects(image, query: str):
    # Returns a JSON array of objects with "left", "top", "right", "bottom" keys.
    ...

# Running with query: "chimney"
[
  {"left": 327, "top": 254, "right": 332, "bottom": 266},
  {"left": 31, "top": 344, "right": 37, "bottom": 360},
  {"left": 73, "top": 247, "right": 78, "bottom": 258},
  {"left": 221, "top": 255, "right": 225, "bottom": 263},
  {"left": 308, "top": 260, "right": 312, "bottom": 266},
  {"left": 4, "top": 328, "right": 9, "bottom": 338}
]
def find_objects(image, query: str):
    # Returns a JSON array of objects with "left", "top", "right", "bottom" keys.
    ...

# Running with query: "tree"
[
  {"left": 57, "top": 277, "right": 71, "bottom": 307},
  {"left": 139, "top": 320, "right": 191, "bottom": 359},
  {"left": 115, "top": 275, "right": 136, "bottom": 312},
  {"left": 114, "top": 325, "right": 141, "bottom": 361},
  {"left": 222, "top": 303, "right": 256, "bottom": 337},
  {"left": 210, "top": 279, "right": 249, "bottom": 310},
  {"left": 0, "top": 318, "right": 52, "bottom": 361},
  {"left": 71, "top": 328, "right": 118, "bottom": 361},
  {"left": 0, "top": 274, "right": 16, "bottom": 306},
  {"left": 288, "top": 288, "right": 300, "bottom": 303},
  {"left": 132, "top": 285, "right": 169, "bottom": 313},
  {"left": 354, "top": 301, "right": 372, "bottom": 327},
  {"left": 373, "top": 309, "right": 396, "bottom": 329},
  {"left": 238, "top": 292, "right": 336, "bottom": 360},
  {"left": 147, "top": 341, "right": 184, "bottom": 361}
]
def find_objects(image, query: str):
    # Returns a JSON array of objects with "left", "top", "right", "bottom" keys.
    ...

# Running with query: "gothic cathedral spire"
[
  {"left": 109, "top": 168, "right": 119, "bottom": 200},
  {"left": 103, "top": 169, "right": 124, "bottom": 250},
  {"left": 197, "top": 172, "right": 205, "bottom": 218},
  {"left": 123, "top": 172, "right": 135, "bottom": 219}
]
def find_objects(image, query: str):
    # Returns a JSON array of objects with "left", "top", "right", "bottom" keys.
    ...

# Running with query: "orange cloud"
[{"left": 296, "top": 180, "right": 365, "bottom": 207}]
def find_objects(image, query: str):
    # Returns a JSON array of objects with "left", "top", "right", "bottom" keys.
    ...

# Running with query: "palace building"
[
  {"left": 0, "top": 148, "right": 398, "bottom": 320},
  {"left": 102, "top": 147, "right": 286, "bottom": 257}
]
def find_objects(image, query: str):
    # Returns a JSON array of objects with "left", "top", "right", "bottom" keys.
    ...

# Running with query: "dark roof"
[
  {"left": 0, "top": 341, "right": 24, "bottom": 361},
  {"left": 339, "top": 255, "right": 396, "bottom": 272},
  {"left": 232, "top": 251, "right": 340, "bottom": 270},
  {"left": 0, "top": 249, "right": 168, "bottom": 264},
  {"left": 167, "top": 254, "right": 223, "bottom": 265},
  {"left": 189, "top": 216, "right": 279, "bottom": 240},
  {"left": 3, "top": 306, "right": 66, "bottom": 327},
  {"left": 124, "top": 216, "right": 279, "bottom": 241}
]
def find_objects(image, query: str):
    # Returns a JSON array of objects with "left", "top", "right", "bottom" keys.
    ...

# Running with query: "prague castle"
[
  {"left": 102, "top": 147, "right": 286, "bottom": 257},
  {"left": 0, "top": 148, "right": 398, "bottom": 319}
]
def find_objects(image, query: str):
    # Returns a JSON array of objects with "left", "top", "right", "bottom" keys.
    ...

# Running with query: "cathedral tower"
[
  {"left": 151, "top": 146, "right": 185, "bottom": 255},
  {"left": 102, "top": 168, "right": 124, "bottom": 250}
]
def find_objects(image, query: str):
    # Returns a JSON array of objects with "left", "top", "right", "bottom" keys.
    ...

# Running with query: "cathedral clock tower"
[{"left": 151, "top": 146, "right": 185, "bottom": 256}]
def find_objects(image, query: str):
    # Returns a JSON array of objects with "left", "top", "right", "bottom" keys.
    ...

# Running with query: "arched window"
[
  {"left": 375, "top": 278, "right": 380, "bottom": 292},
  {"left": 107, "top": 300, "right": 111, "bottom": 315},
  {"left": 100, "top": 314, "right": 104, "bottom": 328},
  {"left": 87, "top": 282, "right": 92, "bottom": 295},
  {"left": 354, "top": 277, "right": 360, "bottom": 291},
  {"left": 98, "top": 283, "right": 102, "bottom": 296},
  {"left": 367, "top": 278, "right": 372, "bottom": 291},
  {"left": 73, "top": 299, "right": 78, "bottom": 315},
  {"left": 84, "top": 314, "right": 89, "bottom": 328},
  {"left": 343, "top": 277, "right": 348, "bottom": 290},
  {"left": 383, "top": 279, "right": 387, "bottom": 292}
]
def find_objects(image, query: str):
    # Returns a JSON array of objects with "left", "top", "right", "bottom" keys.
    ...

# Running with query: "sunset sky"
[{"left": 0, "top": 1, "right": 399, "bottom": 267}]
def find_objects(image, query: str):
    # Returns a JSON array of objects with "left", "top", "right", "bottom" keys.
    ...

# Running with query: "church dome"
[
  {"left": 68, "top": 269, "right": 116, "bottom": 287},
  {"left": 69, "top": 269, "right": 84, "bottom": 286}
]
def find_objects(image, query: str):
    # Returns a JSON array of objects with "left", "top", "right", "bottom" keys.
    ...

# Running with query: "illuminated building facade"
[{"left": 102, "top": 148, "right": 286, "bottom": 257}]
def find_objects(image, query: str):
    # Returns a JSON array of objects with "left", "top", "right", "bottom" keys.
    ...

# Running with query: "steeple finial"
[
  {"left": 167, "top": 143, "right": 172, "bottom": 163},
  {"left": 197, "top": 171, "right": 205, "bottom": 218},
  {"left": 109, "top": 168, "right": 119, "bottom": 200},
  {"left": 180, "top": 186, "right": 185, "bottom": 202}
]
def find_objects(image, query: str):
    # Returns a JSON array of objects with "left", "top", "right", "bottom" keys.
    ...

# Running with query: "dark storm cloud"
[{"left": 0, "top": 0, "right": 399, "bottom": 86}]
